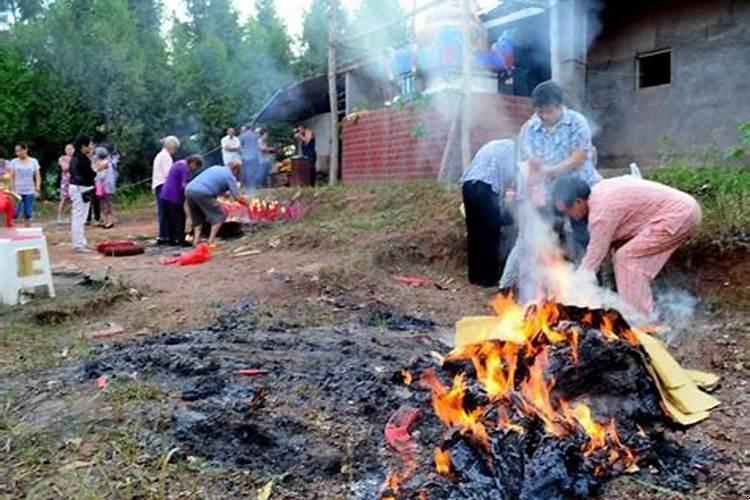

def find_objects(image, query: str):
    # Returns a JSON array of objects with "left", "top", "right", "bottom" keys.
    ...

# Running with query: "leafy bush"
[{"left": 727, "top": 122, "right": 750, "bottom": 160}]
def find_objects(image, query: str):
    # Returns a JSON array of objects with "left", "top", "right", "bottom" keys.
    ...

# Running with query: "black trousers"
[
  {"left": 87, "top": 195, "right": 100, "bottom": 222},
  {"left": 163, "top": 200, "right": 186, "bottom": 245},
  {"left": 463, "top": 181, "right": 508, "bottom": 287}
]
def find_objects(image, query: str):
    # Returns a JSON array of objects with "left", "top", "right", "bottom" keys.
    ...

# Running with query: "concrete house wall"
[{"left": 586, "top": 0, "right": 750, "bottom": 168}]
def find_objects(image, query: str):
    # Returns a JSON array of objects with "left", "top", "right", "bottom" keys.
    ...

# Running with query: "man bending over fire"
[
  {"left": 185, "top": 159, "right": 247, "bottom": 246},
  {"left": 552, "top": 176, "right": 702, "bottom": 316}
]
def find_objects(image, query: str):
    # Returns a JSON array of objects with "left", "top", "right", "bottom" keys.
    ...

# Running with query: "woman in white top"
[
  {"left": 152, "top": 135, "right": 180, "bottom": 244},
  {"left": 9, "top": 143, "right": 41, "bottom": 228}
]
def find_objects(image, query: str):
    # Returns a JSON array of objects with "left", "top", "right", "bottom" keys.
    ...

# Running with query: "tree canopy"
[
  {"left": 0, "top": 0, "right": 407, "bottom": 186},
  {"left": 0, "top": 0, "right": 298, "bottom": 182}
]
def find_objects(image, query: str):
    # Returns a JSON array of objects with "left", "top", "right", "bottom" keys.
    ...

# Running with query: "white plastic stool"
[{"left": 0, "top": 227, "right": 56, "bottom": 305}]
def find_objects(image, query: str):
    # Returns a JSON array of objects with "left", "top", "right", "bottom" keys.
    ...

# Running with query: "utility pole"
[
  {"left": 460, "top": 0, "right": 472, "bottom": 172},
  {"left": 328, "top": 0, "right": 340, "bottom": 186}
]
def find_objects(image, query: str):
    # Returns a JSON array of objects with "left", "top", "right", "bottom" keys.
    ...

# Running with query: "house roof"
[
  {"left": 252, "top": 58, "right": 377, "bottom": 125},
  {"left": 253, "top": 75, "right": 331, "bottom": 125}
]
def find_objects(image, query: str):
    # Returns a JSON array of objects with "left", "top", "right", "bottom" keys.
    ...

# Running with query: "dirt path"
[{"left": 43, "top": 212, "right": 491, "bottom": 337}]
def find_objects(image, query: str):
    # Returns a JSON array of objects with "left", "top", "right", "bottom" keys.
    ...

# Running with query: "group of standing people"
[
  {"left": 0, "top": 139, "right": 117, "bottom": 246},
  {"left": 221, "top": 125, "right": 276, "bottom": 190},
  {"left": 67, "top": 136, "right": 118, "bottom": 252},
  {"left": 462, "top": 80, "right": 701, "bottom": 318},
  {"left": 58, "top": 143, "right": 118, "bottom": 228},
  {"left": 153, "top": 135, "right": 246, "bottom": 247}
]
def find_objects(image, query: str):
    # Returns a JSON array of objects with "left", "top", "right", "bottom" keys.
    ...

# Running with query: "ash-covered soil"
[
  {"left": 71, "top": 301, "right": 721, "bottom": 500},
  {"left": 78, "top": 302, "right": 448, "bottom": 498}
]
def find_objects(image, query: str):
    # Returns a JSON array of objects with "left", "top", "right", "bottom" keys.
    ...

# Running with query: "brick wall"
[{"left": 342, "top": 94, "right": 532, "bottom": 183}]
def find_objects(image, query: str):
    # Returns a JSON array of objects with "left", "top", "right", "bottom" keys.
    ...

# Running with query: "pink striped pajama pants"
[{"left": 613, "top": 204, "right": 702, "bottom": 315}]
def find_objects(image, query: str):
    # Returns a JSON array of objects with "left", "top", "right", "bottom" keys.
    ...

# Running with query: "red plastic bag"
[
  {"left": 161, "top": 243, "right": 211, "bottom": 266},
  {"left": 384, "top": 406, "right": 421, "bottom": 458}
]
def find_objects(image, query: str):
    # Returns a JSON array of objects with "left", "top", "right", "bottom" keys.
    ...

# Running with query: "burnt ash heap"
[
  {"left": 390, "top": 305, "right": 713, "bottom": 500},
  {"left": 80, "top": 301, "right": 446, "bottom": 498}
]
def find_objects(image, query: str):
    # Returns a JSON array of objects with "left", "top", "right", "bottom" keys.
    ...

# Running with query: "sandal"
[{"left": 103, "top": 223, "right": 114, "bottom": 229}]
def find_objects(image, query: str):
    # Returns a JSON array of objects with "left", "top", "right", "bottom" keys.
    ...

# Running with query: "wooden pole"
[
  {"left": 328, "top": 0, "right": 340, "bottom": 186},
  {"left": 460, "top": 0, "right": 472, "bottom": 171},
  {"left": 437, "top": 110, "right": 460, "bottom": 181}
]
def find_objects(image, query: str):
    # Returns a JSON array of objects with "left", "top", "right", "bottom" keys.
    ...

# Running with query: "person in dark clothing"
[
  {"left": 87, "top": 183, "right": 101, "bottom": 224},
  {"left": 461, "top": 139, "right": 517, "bottom": 287},
  {"left": 160, "top": 155, "right": 204, "bottom": 246},
  {"left": 295, "top": 125, "right": 316, "bottom": 186},
  {"left": 68, "top": 135, "right": 96, "bottom": 252}
]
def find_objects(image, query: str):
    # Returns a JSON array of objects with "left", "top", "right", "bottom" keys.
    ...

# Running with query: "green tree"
[
  {"left": 0, "top": 44, "right": 34, "bottom": 144},
  {"left": 241, "top": 0, "right": 293, "bottom": 105},
  {"left": 350, "top": 0, "right": 407, "bottom": 53},
  {"left": 252, "top": 0, "right": 292, "bottom": 67},
  {"left": 171, "top": 0, "right": 247, "bottom": 147},
  {"left": 0, "top": 0, "right": 297, "bottom": 183},
  {"left": 0, "top": 0, "right": 44, "bottom": 22},
  {"left": 7, "top": 0, "right": 171, "bottom": 179},
  {"left": 296, "top": 0, "right": 347, "bottom": 78}
]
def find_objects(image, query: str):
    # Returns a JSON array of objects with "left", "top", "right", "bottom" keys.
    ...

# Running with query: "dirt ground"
[
  {"left": 1, "top": 197, "right": 748, "bottom": 499},
  {"left": 44, "top": 207, "right": 489, "bottom": 336}
]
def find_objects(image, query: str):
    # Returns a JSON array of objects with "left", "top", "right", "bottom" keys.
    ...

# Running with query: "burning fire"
[
  {"left": 425, "top": 293, "right": 641, "bottom": 478},
  {"left": 420, "top": 371, "right": 490, "bottom": 449},
  {"left": 434, "top": 448, "right": 451, "bottom": 476}
]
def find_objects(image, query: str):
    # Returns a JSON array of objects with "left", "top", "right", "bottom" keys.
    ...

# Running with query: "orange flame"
[
  {"left": 434, "top": 448, "right": 451, "bottom": 476},
  {"left": 420, "top": 370, "right": 490, "bottom": 448},
  {"left": 570, "top": 327, "right": 580, "bottom": 366},
  {"left": 401, "top": 369, "right": 413, "bottom": 386},
  {"left": 446, "top": 340, "right": 519, "bottom": 401},
  {"left": 558, "top": 401, "right": 637, "bottom": 469},
  {"left": 421, "top": 293, "right": 641, "bottom": 479},
  {"left": 519, "top": 350, "right": 565, "bottom": 436},
  {"left": 600, "top": 314, "right": 619, "bottom": 342},
  {"left": 601, "top": 312, "right": 640, "bottom": 346}
]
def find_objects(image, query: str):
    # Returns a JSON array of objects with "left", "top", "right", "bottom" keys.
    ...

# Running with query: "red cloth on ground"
[{"left": 161, "top": 243, "right": 212, "bottom": 266}]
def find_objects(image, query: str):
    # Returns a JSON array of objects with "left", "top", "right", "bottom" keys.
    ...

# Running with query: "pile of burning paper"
[
  {"left": 382, "top": 293, "right": 720, "bottom": 499},
  {"left": 219, "top": 197, "right": 303, "bottom": 224}
]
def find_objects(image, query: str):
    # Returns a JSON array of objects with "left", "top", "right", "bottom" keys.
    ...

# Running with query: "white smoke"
[{"left": 653, "top": 288, "right": 699, "bottom": 345}]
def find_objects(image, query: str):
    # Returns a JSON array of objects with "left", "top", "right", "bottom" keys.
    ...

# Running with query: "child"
[
  {"left": 94, "top": 147, "right": 117, "bottom": 229},
  {"left": 57, "top": 144, "right": 74, "bottom": 224},
  {"left": 0, "top": 153, "right": 20, "bottom": 227}
]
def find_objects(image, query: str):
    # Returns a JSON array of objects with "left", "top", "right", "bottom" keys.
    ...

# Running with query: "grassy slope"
[{"left": 262, "top": 164, "right": 749, "bottom": 263}]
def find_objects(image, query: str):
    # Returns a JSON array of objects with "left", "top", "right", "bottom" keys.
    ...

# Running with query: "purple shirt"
[{"left": 160, "top": 160, "right": 190, "bottom": 204}]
